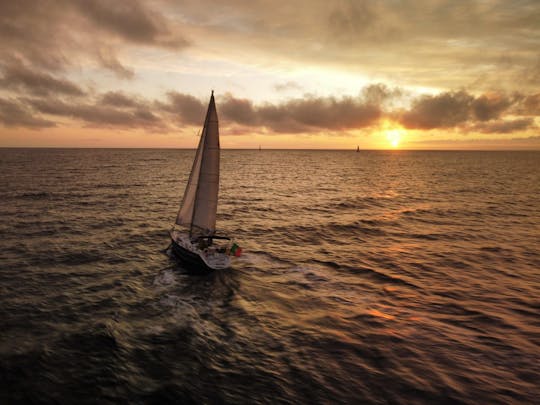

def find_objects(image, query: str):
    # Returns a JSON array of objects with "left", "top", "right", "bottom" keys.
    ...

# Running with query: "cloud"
[
  {"left": 159, "top": 92, "right": 206, "bottom": 125},
  {"left": 1, "top": 0, "right": 539, "bottom": 95},
  {"left": 1, "top": 0, "right": 538, "bottom": 144},
  {"left": 171, "top": 1, "right": 540, "bottom": 92},
  {"left": 511, "top": 135, "right": 540, "bottom": 143},
  {"left": 70, "top": 0, "right": 183, "bottom": 47},
  {"left": 361, "top": 83, "right": 404, "bottom": 108},
  {"left": 220, "top": 95, "right": 258, "bottom": 126},
  {"left": 3, "top": 83, "right": 539, "bottom": 137},
  {"left": 274, "top": 81, "right": 302, "bottom": 92},
  {"left": 219, "top": 93, "right": 381, "bottom": 133},
  {"left": 20, "top": 90, "right": 206, "bottom": 130},
  {"left": 521, "top": 55, "right": 540, "bottom": 85},
  {"left": 0, "top": 63, "right": 85, "bottom": 97},
  {"left": 100, "top": 91, "right": 144, "bottom": 108},
  {"left": 399, "top": 91, "right": 474, "bottom": 129},
  {"left": 472, "top": 93, "right": 513, "bottom": 121},
  {"left": 96, "top": 48, "right": 135, "bottom": 79},
  {"left": 11, "top": 88, "right": 383, "bottom": 133},
  {"left": 514, "top": 93, "right": 540, "bottom": 116},
  {"left": 472, "top": 118, "right": 535, "bottom": 134},
  {"left": 28, "top": 97, "right": 163, "bottom": 129},
  {"left": 0, "top": 0, "right": 188, "bottom": 75},
  {"left": 397, "top": 89, "right": 533, "bottom": 132},
  {"left": 327, "top": 0, "right": 401, "bottom": 44},
  {"left": 0, "top": 98, "right": 55, "bottom": 128},
  {"left": 0, "top": 2, "right": 68, "bottom": 70}
]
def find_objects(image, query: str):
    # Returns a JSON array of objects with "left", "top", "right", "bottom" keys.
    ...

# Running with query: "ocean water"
[{"left": 1, "top": 148, "right": 539, "bottom": 404}]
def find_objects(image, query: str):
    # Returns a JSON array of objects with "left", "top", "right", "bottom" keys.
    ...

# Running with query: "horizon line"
[{"left": 1, "top": 146, "right": 539, "bottom": 152}]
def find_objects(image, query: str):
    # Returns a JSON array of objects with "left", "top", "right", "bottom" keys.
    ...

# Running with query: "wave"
[
  {"left": 16, "top": 191, "right": 53, "bottom": 200},
  {"left": 2, "top": 149, "right": 539, "bottom": 404},
  {"left": 309, "top": 259, "right": 419, "bottom": 289}
]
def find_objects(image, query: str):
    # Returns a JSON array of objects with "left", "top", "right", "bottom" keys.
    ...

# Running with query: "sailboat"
[
  {"left": 356, "top": 145, "right": 360, "bottom": 152},
  {"left": 169, "top": 91, "right": 239, "bottom": 271}
]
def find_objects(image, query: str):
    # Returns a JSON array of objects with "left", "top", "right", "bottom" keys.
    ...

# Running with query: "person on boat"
[
  {"left": 197, "top": 236, "right": 214, "bottom": 250},
  {"left": 198, "top": 238, "right": 208, "bottom": 250}
]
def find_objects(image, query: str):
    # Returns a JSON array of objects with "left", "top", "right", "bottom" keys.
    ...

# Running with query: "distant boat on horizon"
[
  {"left": 356, "top": 145, "right": 360, "bottom": 152},
  {"left": 169, "top": 91, "right": 241, "bottom": 272}
]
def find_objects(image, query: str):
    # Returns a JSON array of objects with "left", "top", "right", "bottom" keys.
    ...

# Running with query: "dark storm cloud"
[
  {"left": 0, "top": 63, "right": 85, "bottom": 97},
  {"left": 0, "top": 98, "right": 55, "bottom": 128}
]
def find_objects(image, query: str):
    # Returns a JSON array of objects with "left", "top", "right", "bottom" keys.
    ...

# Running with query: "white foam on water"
[{"left": 153, "top": 269, "right": 178, "bottom": 287}]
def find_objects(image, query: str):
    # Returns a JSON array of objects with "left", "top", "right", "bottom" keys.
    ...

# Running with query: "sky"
[{"left": 0, "top": 0, "right": 539, "bottom": 149}]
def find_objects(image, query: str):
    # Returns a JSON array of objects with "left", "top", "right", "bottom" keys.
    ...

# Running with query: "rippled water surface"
[{"left": 1, "top": 148, "right": 539, "bottom": 404}]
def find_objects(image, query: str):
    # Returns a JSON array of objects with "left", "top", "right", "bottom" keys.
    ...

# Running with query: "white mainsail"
[{"left": 175, "top": 92, "right": 220, "bottom": 236}]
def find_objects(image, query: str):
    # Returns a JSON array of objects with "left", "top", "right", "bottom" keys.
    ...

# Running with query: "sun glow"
[{"left": 380, "top": 121, "right": 405, "bottom": 149}]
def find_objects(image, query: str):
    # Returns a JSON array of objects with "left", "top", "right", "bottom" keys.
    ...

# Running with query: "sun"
[
  {"left": 385, "top": 128, "right": 402, "bottom": 148},
  {"left": 373, "top": 120, "right": 407, "bottom": 149}
]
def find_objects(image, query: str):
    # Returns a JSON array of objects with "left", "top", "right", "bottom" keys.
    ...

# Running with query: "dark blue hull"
[{"left": 170, "top": 239, "right": 214, "bottom": 273}]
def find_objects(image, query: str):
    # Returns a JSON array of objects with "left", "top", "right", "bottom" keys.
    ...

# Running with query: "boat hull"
[
  {"left": 169, "top": 230, "right": 231, "bottom": 272},
  {"left": 170, "top": 239, "right": 214, "bottom": 272}
]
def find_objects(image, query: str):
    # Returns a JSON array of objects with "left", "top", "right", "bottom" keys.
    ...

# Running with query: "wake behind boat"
[{"left": 169, "top": 91, "right": 241, "bottom": 272}]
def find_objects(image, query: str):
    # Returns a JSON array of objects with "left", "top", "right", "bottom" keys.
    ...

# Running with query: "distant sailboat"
[
  {"left": 356, "top": 145, "right": 360, "bottom": 152},
  {"left": 169, "top": 91, "right": 241, "bottom": 271}
]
